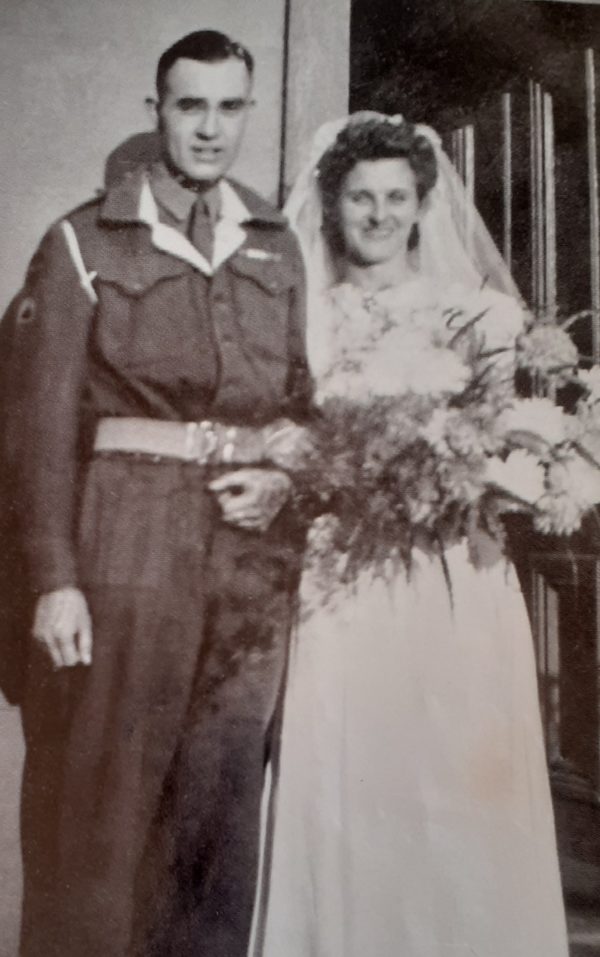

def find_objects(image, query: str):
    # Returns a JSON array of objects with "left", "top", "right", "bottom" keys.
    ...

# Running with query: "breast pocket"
[
  {"left": 94, "top": 258, "right": 198, "bottom": 370},
  {"left": 228, "top": 254, "right": 296, "bottom": 363}
]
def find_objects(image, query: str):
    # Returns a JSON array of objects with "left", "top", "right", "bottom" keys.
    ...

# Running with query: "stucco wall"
[{"left": 283, "top": 0, "right": 351, "bottom": 190}]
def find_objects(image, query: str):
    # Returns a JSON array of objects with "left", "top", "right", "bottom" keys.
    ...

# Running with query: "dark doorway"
[{"left": 351, "top": 0, "right": 600, "bottom": 315}]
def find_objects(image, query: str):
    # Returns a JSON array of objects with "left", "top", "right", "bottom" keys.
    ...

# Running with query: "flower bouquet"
[{"left": 300, "top": 285, "right": 600, "bottom": 589}]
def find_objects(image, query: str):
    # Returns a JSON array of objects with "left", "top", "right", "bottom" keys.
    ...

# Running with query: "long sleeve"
[{"left": 15, "top": 221, "right": 95, "bottom": 593}]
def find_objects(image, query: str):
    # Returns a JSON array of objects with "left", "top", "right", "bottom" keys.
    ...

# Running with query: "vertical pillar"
[
  {"left": 544, "top": 92, "right": 557, "bottom": 320},
  {"left": 281, "top": 0, "right": 351, "bottom": 199},
  {"left": 450, "top": 125, "right": 475, "bottom": 247},
  {"left": 529, "top": 81, "right": 539, "bottom": 310},
  {"left": 535, "top": 82, "right": 546, "bottom": 314},
  {"left": 586, "top": 48, "right": 600, "bottom": 359},
  {"left": 502, "top": 93, "right": 513, "bottom": 272}
]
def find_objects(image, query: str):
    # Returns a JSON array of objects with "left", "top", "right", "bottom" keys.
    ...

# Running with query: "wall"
[
  {"left": 283, "top": 0, "right": 351, "bottom": 191},
  {"left": 0, "top": 0, "right": 286, "bottom": 313}
]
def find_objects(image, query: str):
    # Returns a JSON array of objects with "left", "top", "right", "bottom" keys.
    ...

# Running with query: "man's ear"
[{"left": 145, "top": 97, "right": 159, "bottom": 127}]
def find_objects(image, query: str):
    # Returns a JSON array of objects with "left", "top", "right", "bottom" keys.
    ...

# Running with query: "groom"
[{"left": 12, "top": 29, "right": 311, "bottom": 957}]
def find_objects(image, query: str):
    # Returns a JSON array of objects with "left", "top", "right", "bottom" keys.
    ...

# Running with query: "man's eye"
[
  {"left": 389, "top": 191, "right": 409, "bottom": 203},
  {"left": 177, "top": 100, "right": 205, "bottom": 113},
  {"left": 219, "top": 100, "right": 246, "bottom": 115}
]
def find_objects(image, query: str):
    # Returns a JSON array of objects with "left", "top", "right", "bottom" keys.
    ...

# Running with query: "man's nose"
[{"left": 196, "top": 107, "right": 220, "bottom": 138}]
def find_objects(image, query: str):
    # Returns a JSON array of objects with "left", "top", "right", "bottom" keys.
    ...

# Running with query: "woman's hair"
[{"left": 317, "top": 118, "right": 438, "bottom": 254}]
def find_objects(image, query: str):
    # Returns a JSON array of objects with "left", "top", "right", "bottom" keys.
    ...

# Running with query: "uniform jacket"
[{"left": 8, "top": 169, "right": 312, "bottom": 597}]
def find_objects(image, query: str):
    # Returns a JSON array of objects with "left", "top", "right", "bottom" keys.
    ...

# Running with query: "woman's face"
[{"left": 337, "top": 158, "right": 420, "bottom": 267}]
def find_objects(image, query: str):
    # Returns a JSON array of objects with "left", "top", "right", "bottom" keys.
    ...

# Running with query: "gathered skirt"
[{"left": 255, "top": 542, "right": 569, "bottom": 957}]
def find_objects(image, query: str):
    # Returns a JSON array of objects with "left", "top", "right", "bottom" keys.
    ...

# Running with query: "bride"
[{"left": 251, "top": 114, "right": 569, "bottom": 956}]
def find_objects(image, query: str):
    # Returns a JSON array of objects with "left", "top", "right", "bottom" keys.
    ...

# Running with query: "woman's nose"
[{"left": 368, "top": 197, "right": 388, "bottom": 223}]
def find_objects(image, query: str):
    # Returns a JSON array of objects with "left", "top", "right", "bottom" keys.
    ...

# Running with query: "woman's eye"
[
  {"left": 347, "top": 192, "right": 372, "bottom": 205},
  {"left": 389, "top": 191, "right": 409, "bottom": 203}
]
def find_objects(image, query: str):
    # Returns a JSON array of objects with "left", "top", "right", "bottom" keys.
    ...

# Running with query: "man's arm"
[{"left": 15, "top": 220, "right": 96, "bottom": 665}]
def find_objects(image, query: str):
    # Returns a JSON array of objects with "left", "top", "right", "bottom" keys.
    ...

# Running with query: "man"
[{"left": 12, "top": 30, "right": 312, "bottom": 957}]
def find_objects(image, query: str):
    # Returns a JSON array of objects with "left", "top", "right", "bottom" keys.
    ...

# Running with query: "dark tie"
[{"left": 188, "top": 198, "right": 214, "bottom": 263}]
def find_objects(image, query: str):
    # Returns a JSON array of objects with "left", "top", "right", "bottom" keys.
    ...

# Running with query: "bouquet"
[{"left": 298, "top": 284, "right": 600, "bottom": 588}]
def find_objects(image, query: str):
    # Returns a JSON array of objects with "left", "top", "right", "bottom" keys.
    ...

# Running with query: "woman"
[{"left": 251, "top": 115, "right": 569, "bottom": 956}]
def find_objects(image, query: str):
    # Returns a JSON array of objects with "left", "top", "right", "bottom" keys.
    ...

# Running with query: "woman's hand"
[{"left": 263, "top": 421, "right": 318, "bottom": 472}]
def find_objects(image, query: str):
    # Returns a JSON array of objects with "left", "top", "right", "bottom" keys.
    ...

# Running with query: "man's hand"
[
  {"left": 209, "top": 468, "right": 292, "bottom": 533},
  {"left": 32, "top": 586, "right": 93, "bottom": 669}
]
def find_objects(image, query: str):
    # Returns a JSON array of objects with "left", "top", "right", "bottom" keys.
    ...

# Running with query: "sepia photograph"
[{"left": 1, "top": 1, "right": 600, "bottom": 955}]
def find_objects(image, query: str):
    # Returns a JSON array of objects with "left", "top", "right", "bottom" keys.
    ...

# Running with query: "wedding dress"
[
  {"left": 251, "top": 115, "right": 569, "bottom": 957},
  {"left": 255, "top": 278, "right": 569, "bottom": 957}
]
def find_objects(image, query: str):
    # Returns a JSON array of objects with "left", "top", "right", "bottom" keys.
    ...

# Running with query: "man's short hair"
[{"left": 156, "top": 30, "right": 254, "bottom": 100}]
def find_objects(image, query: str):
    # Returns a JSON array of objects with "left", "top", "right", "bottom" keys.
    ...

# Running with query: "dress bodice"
[{"left": 310, "top": 276, "right": 524, "bottom": 401}]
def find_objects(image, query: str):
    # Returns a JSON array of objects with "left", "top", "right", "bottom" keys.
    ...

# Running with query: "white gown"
[{"left": 255, "top": 279, "right": 569, "bottom": 957}]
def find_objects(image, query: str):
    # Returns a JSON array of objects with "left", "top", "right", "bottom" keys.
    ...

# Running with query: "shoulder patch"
[{"left": 15, "top": 297, "right": 36, "bottom": 326}]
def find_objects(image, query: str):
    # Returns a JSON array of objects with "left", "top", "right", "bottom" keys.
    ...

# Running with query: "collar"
[
  {"left": 149, "top": 161, "right": 221, "bottom": 224},
  {"left": 136, "top": 176, "right": 253, "bottom": 275},
  {"left": 99, "top": 166, "right": 287, "bottom": 228}
]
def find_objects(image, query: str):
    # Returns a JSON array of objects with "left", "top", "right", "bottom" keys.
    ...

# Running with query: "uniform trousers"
[{"left": 19, "top": 454, "right": 302, "bottom": 957}]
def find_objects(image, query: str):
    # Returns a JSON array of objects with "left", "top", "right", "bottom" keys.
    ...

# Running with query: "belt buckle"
[{"left": 186, "top": 421, "right": 219, "bottom": 464}]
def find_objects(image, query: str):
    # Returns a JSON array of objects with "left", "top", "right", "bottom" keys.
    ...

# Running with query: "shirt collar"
[
  {"left": 148, "top": 162, "right": 201, "bottom": 223},
  {"left": 99, "top": 165, "right": 287, "bottom": 228},
  {"left": 219, "top": 179, "right": 252, "bottom": 226}
]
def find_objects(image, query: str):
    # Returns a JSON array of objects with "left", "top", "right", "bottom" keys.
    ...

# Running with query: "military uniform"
[{"left": 14, "top": 166, "right": 312, "bottom": 957}]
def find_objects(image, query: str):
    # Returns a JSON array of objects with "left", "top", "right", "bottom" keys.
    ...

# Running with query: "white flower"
[
  {"left": 533, "top": 452, "right": 600, "bottom": 536},
  {"left": 329, "top": 283, "right": 366, "bottom": 318},
  {"left": 413, "top": 348, "right": 470, "bottom": 396},
  {"left": 547, "top": 453, "right": 600, "bottom": 508},
  {"left": 364, "top": 337, "right": 469, "bottom": 398},
  {"left": 485, "top": 451, "right": 546, "bottom": 505},
  {"left": 578, "top": 366, "right": 600, "bottom": 402},
  {"left": 516, "top": 324, "right": 578, "bottom": 384},
  {"left": 442, "top": 284, "right": 525, "bottom": 352},
  {"left": 498, "top": 398, "right": 570, "bottom": 448},
  {"left": 321, "top": 334, "right": 469, "bottom": 401},
  {"left": 420, "top": 408, "right": 454, "bottom": 451},
  {"left": 421, "top": 408, "right": 487, "bottom": 458},
  {"left": 535, "top": 495, "right": 585, "bottom": 536}
]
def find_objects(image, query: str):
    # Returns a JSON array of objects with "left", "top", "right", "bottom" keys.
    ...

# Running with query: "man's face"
[{"left": 157, "top": 57, "right": 253, "bottom": 182}]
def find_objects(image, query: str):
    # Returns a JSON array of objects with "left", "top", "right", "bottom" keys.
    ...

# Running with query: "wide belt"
[{"left": 94, "top": 417, "right": 287, "bottom": 467}]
